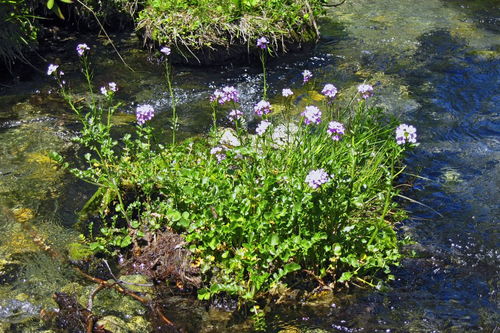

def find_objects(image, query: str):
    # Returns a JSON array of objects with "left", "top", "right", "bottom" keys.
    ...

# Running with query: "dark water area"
[{"left": 0, "top": 0, "right": 498, "bottom": 331}]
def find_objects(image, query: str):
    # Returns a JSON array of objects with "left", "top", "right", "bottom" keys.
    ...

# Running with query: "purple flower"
[
  {"left": 108, "top": 82, "right": 118, "bottom": 92},
  {"left": 210, "top": 146, "right": 226, "bottom": 162},
  {"left": 357, "top": 84, "right": 374, "bottom": 99},
  {"left": 305, "top": 169, "right": 330, "bottom": 189},
  {"left": 100, "top": 82, "right": 118, "bottom": 96},
  {"left": 256, "top": 37, "right": 269, "bottom": 49},
  {"left": 228, "top": 109, "right": 243, "bottom": 123},
  {"left": 327, "top": 121, "right": 345, "bottom": 141},
  {"left": 254, "top": 100, "right": 272, "bottom": 116},
  {"left": 256, "top": 120, "right": 271, "bottom": 136},
  {"left": 222, "top": 86, "right": 239, "bottom": 103},
  {"left": 395, "top": 124, "right": 417, "bottom": 145},
  {"left": 160, "top": 46, "right": 171, "bottom": 56},
  {"left": 302, "top": 70, "right": 312, "bottom": 84},
  {"left": 136, "top": 104, "right": 155, "bottom": 125},
  {"left": 210, "top": 86, "right": 239, "bottom": 104},
  {"left": 301, "top": 106, "right": 322, "bottom": 125},
  {"left": 322, "top": 84, "right": 338, "bottom": 99},
  {"left": 282, "top": 88, "right": 293, "bottom": 97},
  {"left": 76, "top": 43, "right": 90, "bottom": 57},
  {"left": 210, "top": 89, "right": 224, "bottom": 103},
  {"left": 47, "top": 64, "right": 59, "bottom": 76}
]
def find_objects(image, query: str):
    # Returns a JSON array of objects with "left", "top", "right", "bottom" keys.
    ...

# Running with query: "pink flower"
[
  {"left": 136, "top": 104, "right": 155, "bottom": 125},
  {"left": 395, "top": 124, "right": 417, "bottom": 145},
  {"left": 305, "top": 169, "right": 330, "bottom": 189},
  {"left": 256, "top": 37, "right": 269, "bottom": 49},
  {"left": 357, "top": 84, "right": 374, "bottom": 99},
  {"left": 254, "top": 100, "right": 272, "bottom": 116},
  {"left": 302, "top": 70, "right": 312, "bottom": 84},
  {"left": 327, "top": 121, "right": 345, "bottom": 141},
  {"left": 301, "top": 106, "right": 322, "bottom": 125},
  {"left": 322, "top": 84, "right": 338, "bottom": 99},
  {"left": 76, "top": 43, "right": 90, "bottom": 57}
]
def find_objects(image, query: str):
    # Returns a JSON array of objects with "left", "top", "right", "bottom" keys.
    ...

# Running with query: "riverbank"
[{"left": 0, "top": 0, "right": 326, "bottom": 74}]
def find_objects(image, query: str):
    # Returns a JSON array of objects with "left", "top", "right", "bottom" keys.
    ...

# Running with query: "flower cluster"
[
  {"left": 256, "top": 37, "right": 269, "bottom": 49},
  {"left": 254, "top": 100, "right": 272, "bottom": 116},
  {"left": 327, "top": 121, "right": 345, "bottom": 141},
  {"left": 282, "top": 88, "right": 293, "bottom": 97},
  {"left": 136, "top": 104, "right": 155, "bottom": 125},
  {"left": 76, "top": 43, "right": 90, "bottom": 57},
  {"left": 301, "top": 106, "right": 322, "bottom": 125},
  {"left": 100, "top": 82, "right": 118, "bottom": 96},
  {"left": 228, "top": 109, "right": 243, "bottom": 123},
  {"left": 395, "top": 124, "right": 417, "bottom": 145},
  {"left": 357, "top": 84, "right": 374, "bottom": 99},
  {"left": 210, "top": 146, "right": 226, "bottom": 163},
  {"left": 302, "top": 70, "right": 312, "bottom": 84},
  {"left": 160, "top": 46, "right": 171, "bottom": 56},
  {"left": 322, "top": 84, "right": 338, "bottom": 99},
  {"left": 305, "top": 169, "right": 331, "bottom": 189},
  {"left": 256, "top": 120, "right": 271, "bottom": 136},
  {"left": 211, "top": 86, "right": 239, "bottom": 104}
]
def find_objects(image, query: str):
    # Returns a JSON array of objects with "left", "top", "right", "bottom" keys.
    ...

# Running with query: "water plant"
[{"left": 49, "top": 41, "right": 417, "bottom": 326}]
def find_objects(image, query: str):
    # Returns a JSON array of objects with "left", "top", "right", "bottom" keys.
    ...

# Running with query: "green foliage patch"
[{"left": 48, "top": 45, "right": 415, "bottom": 318}]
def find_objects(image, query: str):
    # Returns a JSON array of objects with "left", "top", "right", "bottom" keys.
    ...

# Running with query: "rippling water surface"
[{"left": 0, "top": 0, "right": 498, "bottom": 331}]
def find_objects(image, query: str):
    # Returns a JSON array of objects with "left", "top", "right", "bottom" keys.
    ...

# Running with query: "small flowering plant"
[{"left": 49, "top": 45, "right": 415, "bottom": 321}]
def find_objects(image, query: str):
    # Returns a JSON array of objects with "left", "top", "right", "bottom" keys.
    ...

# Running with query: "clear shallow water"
[{"left": 0, "top": 0, "right": 498, "bottom": 331}]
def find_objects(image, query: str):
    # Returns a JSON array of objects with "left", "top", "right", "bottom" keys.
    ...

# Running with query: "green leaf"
[
  {"left": 167, "top": 209, "right": 182, "bottom": 222},
  {"left": 197, "top": 288, "right": 211, "bottom": 300},
  {"left": 60, "top": 0, "right": 73, "bottom": 3},
  {"left": 53, "top": 3, "right": 65, "bottom": 19},
  {"left": 283, "top": 263, "right": 301, "bottom": 274},
  {"left": 120, "top": 235, "right": 132, "bottom": 248},
  {"left": 338, "top": 271, "right": 353, "bottom": 282},
  {"left": 270, "top": 234, "right": 279, "bottom": 247},
  {"left": 47, "top": 0, "right": 54, "bottom": 9}
]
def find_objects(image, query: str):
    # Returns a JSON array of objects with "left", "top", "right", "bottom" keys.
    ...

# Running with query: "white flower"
[
  {"left": 160, "top": 47, "right": 171, "bottom": 56},
  {"left": 272, "top": 123, "right": 299, "bottom": 147},
  {"left": 220, "top": 129, "right": 241, "bottom": 147},
  {"left": 256, "top": 120, "right": 272, "bottom": 136},
  {"left": 47, "top": 64, "right": 59, "bottom": 76},
  {"left": 282, "top": 88, "right": 293, "bottom": 97}
]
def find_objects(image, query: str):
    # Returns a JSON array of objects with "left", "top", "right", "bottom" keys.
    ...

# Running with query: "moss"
[
  {"left": 66, "top": 242, "right": 93, "bottom": 261},
  {"left": 136, "top": 0, "right": 326, "bottom": 62}
]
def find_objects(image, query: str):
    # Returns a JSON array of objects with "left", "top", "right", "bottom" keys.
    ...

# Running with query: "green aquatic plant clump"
[
  {"left": 49, "top": 44, "right": 415, "bottom": 308},
  {"left": 137, "top": 0, "right": 326, "bottom": 57}
]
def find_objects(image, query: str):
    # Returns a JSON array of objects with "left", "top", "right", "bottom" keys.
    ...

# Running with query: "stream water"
[{"left": 0, "top": 0, "right": 498, "bottom": 331}]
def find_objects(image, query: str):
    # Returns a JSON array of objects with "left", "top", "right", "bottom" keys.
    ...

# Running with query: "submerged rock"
[{"left": 96, "top": 315, "right": 128, "bottom": 333}]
